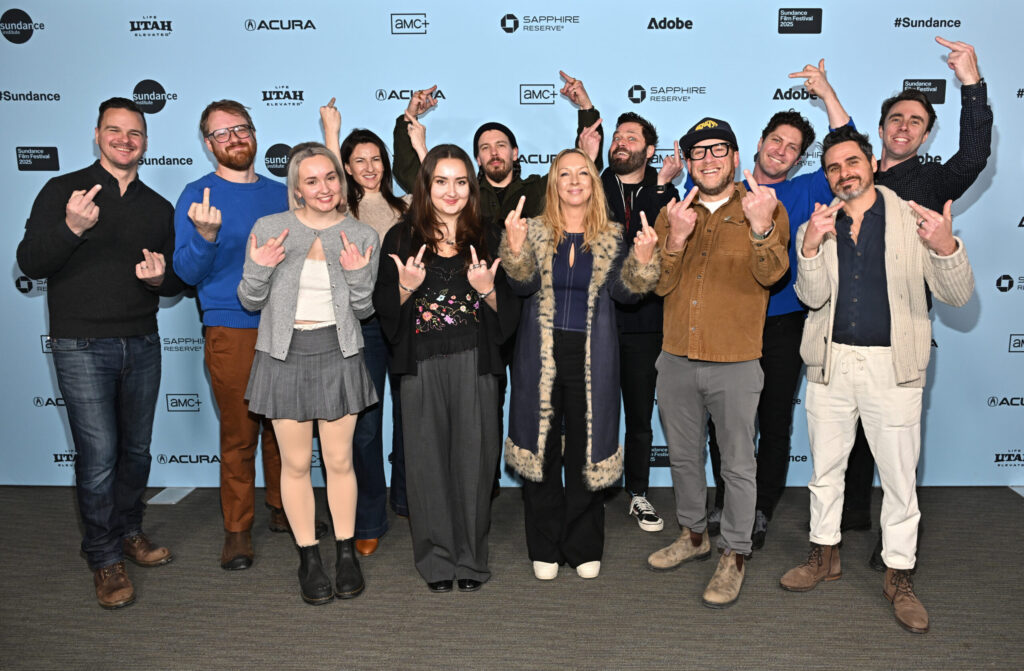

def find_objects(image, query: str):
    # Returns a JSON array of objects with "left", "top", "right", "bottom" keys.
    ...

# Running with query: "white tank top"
[{"left": 293, "top": 258, "right": 336, "bottom": 328}]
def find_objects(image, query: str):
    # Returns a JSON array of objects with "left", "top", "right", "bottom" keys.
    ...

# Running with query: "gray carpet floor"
[{"left": 1, "top": 485, "right": 1021, "bottom": 670}]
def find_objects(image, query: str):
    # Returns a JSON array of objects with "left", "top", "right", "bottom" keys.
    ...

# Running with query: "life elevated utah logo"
[
  {"left": 1, "top": 8, "right": 44, "bottom": 43},
  {"left": 262, "top": 85, "right": 304, "bottom": 107},
  {"left": 993, "top": 448, "right": 1023, "bottom": 468},
  {"left": 129, "top": 15, "right": 172, "bottom": 37},
  {"left": 500, "top": 13, "right": 579, "bottom": 33},
  {"left": 245, "top": 18, "right": 316, "bottom": 31}
]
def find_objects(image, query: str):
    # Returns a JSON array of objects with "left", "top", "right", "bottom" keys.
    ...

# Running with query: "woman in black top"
[{"left": 372, "top": 144, "right": 518, "bottom": 593}]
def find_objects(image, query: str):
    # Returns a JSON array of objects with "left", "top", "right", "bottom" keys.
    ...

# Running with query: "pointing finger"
[
  {"left": 470, "top": 244, "right": 479, "bottom": 266},
  {"left": 935, "top": 36, "right": 957, "bottom": 50},
  {"left": 83, "top": 184, "right": 103, "bottom": 203},
  {"left": 414, "top": 244, "right": 427, "bottom": 265},
  {"left": 559, "top": 70, "right": 574, "bottom": 83},
  {"left": 680, "top": 185, "right": 699, "bottom": 209}
]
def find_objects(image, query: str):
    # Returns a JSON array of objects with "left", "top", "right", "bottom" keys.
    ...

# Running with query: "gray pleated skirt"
[{"left": 246, "top": 326, "right": 378, "bottom": 421}]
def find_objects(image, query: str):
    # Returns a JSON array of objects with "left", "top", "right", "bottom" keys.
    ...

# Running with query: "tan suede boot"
[
  {"left": 702, "top": 549, "right": 745, "bottom": 608},
  {"left": 884, "top": 568, "right": 929, "bottom": 634},
  {"left": 780, "top": 543, "right": 841, "bottom": 592},
  {"left": 647, "top": 527, "right": 711, "bottom": 571}
]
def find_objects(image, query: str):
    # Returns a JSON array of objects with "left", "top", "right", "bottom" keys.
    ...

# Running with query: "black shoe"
[
  {"left": 751, "top": 509, "right": 768, "bottom": 550},
  {"left": 427, "top": 580, "right": 453, "bottom": 593},
  {"left": 297, "top": 544, "right": 334, "bottom": 605},
  {"left": 840, "top": 509, "right": 872, "bottom": 532},
  {"left": 707, "top": 507, "right": 722, "bottom": 537},
  {"left": 334, "top": 538, "right": 365, "bottom": 599},
  {"left": 457, "top": 578, "right": 482, "bottom": 592},
  {"left": 868, "top": 533, "right": 886, "bottom": 572}
]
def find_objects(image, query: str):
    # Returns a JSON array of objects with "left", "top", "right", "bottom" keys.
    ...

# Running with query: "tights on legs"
[{"left": 319, "top": 415, "right": 358, "bottom": 540}]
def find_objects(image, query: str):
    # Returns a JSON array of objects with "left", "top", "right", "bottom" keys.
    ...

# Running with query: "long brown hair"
[
  {"left": 541, "top": 148, "right": 617, "bottom": 251},
  {"left": 340, "top": 129, "right": 408, "bottom": 220},
  {"left": 406, "top": 143, "right": 488, "bottom": 263}
]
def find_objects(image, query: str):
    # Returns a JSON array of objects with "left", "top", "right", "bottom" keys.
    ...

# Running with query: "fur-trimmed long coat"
[{"left": 499, "top": 217, "right": 660, "bottom": 490}]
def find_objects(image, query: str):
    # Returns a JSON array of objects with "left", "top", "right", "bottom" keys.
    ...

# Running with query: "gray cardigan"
[
  {"left": 238, "top": 210, "right": 380, "bottom": 361},
  {"left": 794, "top": 185, "right": 974, "bottom": 389}
]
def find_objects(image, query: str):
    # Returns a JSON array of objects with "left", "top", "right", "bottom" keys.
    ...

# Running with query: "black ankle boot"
[
  {"left": 297, "top": 544, "right": 334, "bottom": 605},
  {"left": 335, "top": 537, "right": 365, "bottom": 599}
]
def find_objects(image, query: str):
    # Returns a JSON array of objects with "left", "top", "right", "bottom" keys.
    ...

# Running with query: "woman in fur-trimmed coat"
[{"left": 500, "top": 148, "right": 660, "bottom": 580}]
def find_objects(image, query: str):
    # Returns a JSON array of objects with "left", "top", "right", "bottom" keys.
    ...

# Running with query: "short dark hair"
[
  {"left": 615, "top": 112, "right": 658, "bottom": 147},
  {"left": 199, "top": 99, "right": 255, "bottom": 137},
  {"left": 878, "top": 89, "right": 936, "bottom": 132},
  {"left": 760, "top": 110, "right": 815, "bottom": 157},
  {"left": 97, "top": 97, "right": 146, "bottom": 134},
  {"left": 821, "top": 126, "right": 874, "bottom": 169}
]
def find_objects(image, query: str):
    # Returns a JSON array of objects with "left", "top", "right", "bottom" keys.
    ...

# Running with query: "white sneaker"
[
  {"left": 576, "top": 561, "right": 601, "bottom": 579},
  {"left": 532, "top": 561, "right": 558, "bottom": 580},
  {"left": 629, "top": 494, "right": 665, "bottom": 532}
]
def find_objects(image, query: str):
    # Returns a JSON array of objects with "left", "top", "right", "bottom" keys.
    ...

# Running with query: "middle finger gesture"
[
  {"left": 658, "top": 141, "right": 683, "bottom": 186},
  {"left": 633, "top": 212, "right": 658, "bottom": 264},
  {"left": 339, "top": 231, "right": 373, "bottom": 271},
  {"left": 388, "top": 244, "right": 428, "bottom": 294},
  {"left": 467, "top": 244, "right": 501, "bottom": 295},
  {"left": 741, "top": 171, "right": 778, "bottom": 236},
  {"left": 504, "top": 196, "right": 529, "bottom": 256},
  {"left": 249, "top": 229, "right": 289, "bottom": 268}
]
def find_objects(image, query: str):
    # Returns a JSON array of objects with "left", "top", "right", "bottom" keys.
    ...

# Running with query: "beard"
[
  {"left": 692, "top": 162, "right": 736, "bottom": 197},
  {"left": 213, "top": 140, "right": 256, "bottom": 171},
  {"left": 482, "top": 158, "right": 512, "bottom": 183},
  {"left": 834, "top": 177, "right": 869, "bottom": 202},
  {"left": 609, "top": 147, "right": 647, "bottom": 175}
]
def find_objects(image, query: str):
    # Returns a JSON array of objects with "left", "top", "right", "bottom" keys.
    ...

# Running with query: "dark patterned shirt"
[{"left": 412, "top": 252, "right": 480, "bottom": 361}]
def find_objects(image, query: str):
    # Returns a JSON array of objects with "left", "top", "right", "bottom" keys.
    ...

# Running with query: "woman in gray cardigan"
[{"left": 238, "top": 143, "right": 380, "bottom": 604}]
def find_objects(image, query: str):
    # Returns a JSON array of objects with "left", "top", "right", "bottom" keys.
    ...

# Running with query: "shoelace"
[
  {"left": 803, "top": 545, "right": 825, "bottom": 567},
  {"left": 890, "top": 570, "right": 915, "bottom": 596},
  {"left": 631, "top": 496, "right": 656, "bottom": 516},
  {"left": 100, "top": 562, "right": 126, "bottom": 579}
]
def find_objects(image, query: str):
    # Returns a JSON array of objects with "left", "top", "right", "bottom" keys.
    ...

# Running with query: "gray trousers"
[
  {"left": 401, "top": 349, "right": 500, "bottom": 583},
  {"left": 655, "top": 352, "right": 762, "bottom": 555}
]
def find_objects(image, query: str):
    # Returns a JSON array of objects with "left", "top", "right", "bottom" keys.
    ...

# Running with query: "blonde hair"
[
  {"left": 286, "top": 142, "right": 348, "bottom": 214},
  {"left": 541, "top": 148, "right": 617, "bottom": 251}
]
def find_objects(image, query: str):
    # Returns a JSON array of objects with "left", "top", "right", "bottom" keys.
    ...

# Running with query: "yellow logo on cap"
[{"left": 695, "top": 120, "right": 718, "bottom": 130}]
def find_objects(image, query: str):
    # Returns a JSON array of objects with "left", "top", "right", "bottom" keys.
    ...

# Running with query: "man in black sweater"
[
  {"left": 16, "top": 97, "right": 183, "bottom": 609},
  {"left": 842, "top": 36, "right": 992, "bottom": 570}
]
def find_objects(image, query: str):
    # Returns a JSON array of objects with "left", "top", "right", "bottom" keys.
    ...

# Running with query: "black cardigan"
[{"left": 372, "top": 221, "right": 519, "bottom": 376}]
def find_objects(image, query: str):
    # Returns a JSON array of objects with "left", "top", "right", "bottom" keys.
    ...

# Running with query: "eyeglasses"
[
  {"left": 687, "top": 142, "right": 732, "bottom": 160},
  {"left": 206, "top": 125, "right": 254, "bottom": 143}
]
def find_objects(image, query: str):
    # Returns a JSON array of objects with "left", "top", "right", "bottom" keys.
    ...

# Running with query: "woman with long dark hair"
[
  {"left": 373, "top": 144, "right": 518, "bottom": 593},
  {"left": 501, "top": 148, "right": 659, "bottom": 580}
]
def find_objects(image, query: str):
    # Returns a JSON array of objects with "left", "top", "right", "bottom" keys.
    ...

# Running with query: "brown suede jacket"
[{"left": 654, "top": 182, "right": 789, "bottom": 362}]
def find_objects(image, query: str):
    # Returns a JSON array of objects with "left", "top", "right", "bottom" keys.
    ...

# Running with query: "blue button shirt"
[{"left": 832, "top": 190, "right": 891, "bottom": 346}]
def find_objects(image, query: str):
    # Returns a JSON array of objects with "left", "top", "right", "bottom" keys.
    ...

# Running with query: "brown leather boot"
[
  {"left": 702, "top": 550, "right": 746, "bottom": 608},
  {"left": 122, "top": 533, "right": 173, "bottom": 567},
  {"left": 884, "top": 568, "right": 929, "bottom": 634},
  {"left": 647, "top": 527, "right": 711, "bottom": 571},
  {"left": 220, "top": 530, "right": 253, "bottom": 570},
  {"left": 780, "top": 543, "right": 841, "bottom": 592},
  {"left": 355, "top": 538, "right": 379, "bottom": 556},
  {"left": 93, "top": 561, "right": 135, "bottom": 609}
]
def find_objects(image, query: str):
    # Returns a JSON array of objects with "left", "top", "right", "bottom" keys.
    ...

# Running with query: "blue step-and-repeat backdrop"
[{"left": 2, "top": 1, "right": 1022, "bottom": 487}]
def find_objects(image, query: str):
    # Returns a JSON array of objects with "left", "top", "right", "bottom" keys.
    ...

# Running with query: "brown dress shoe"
[
  {"left": 780, "top": 543, "right": 841, "bottom": 592},
  {"left": 221, "top": 530, "right": 254, "bottom": 570},
  {"left": 355, "top": 538, "right": 379, "bottom": 556},
  {"left": 884, "top": 568, "right": 929, "bottom": 634},
  {"left": 94, "top": 561, "right": 135, "bottom": 609},
  {"left": 123, "top": 533, "right": 173, "bottom": 567}
]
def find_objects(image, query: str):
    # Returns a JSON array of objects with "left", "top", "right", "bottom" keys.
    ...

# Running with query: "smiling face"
[
  {"left": 609, "top": 121, "right": 653, "bottom": 176},
  {"left": 429, "top": 157, "right": 470, "bottom": 224},
  {"left": 94, "top": 107, "right": 147, "bottom": 172},
  {"left": 755, "top": 123, "right": 803, "bottom": 181},
  {"left": 687, "top": 139, "right": 738, "bottom": 198},
  {"left": 204, "top": 109, "right": 257, "bottom": 171},
  {"left": 344, "top": 141, "right": 384, "bottom": 192},
  {"left": 295, "top": 154, "right": 343, "bottom": 213},
  {"left": 555, "top": 151, "right": 593, "bottom": 208},
  {"left": 879, "top": 99, "right": 930, "bottom": 164},
  {"left": 824, "top": 140, "right": 877, "bottom": 202},
  {"left": 476, "top": 130, "right": 517, "bottom": 184}
]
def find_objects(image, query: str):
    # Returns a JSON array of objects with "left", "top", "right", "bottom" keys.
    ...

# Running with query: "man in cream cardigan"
[{"left": 780, "top": 127, "right": 974, "bottom": 635}]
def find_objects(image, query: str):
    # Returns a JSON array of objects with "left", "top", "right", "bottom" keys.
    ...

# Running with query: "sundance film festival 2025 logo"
[
  {"left": 778, "top": 8, "right": 822, "bottom": 34},
  {"left": 627, "top": 83, "right": 707, "bottom": 105},
  {"left": 1, "top": 8, "right": 44, "bottom": 43},
  {"left": 904, "top": 79, "right": 946, "bottom": 105},
  {"left": 163, "top": 336, "right": 204, "bottom": 353},
  {"left": 500, "top": 13, "right": 579, "bottom": 34},
  {"left": 14, "top": 275, "right": 46, "bottom": 295},
  {"left": 995, "top": 274, "right": 1023, "bottom": 293},
  {"left": 375, "top": 87, "right": 445, "bottom": 103},
  {"left": 264, "top": 143, "right": 291, "bottom": 178},
  {"left": 262, "top": 85, "right": 304, "bottom": 107},
  {"left": 391, "top": 13, "right": 428, "bottom": 34},
  {"left": 244, "top": 18, "right": 316, "bottom": 31},
  {"left": 133, "top": 79, "right": 177, "bottom": 114},
  {"left": 520, "top": 84, "right": 556, "bottom": 105},
  {"left": 16, "top": 146, "right": 58, "bottom": 171},
  {"left": 166, "top": 393, "right": 202, "bottom": 412},
  {"left": 129, "top": 15, "right": 172, "bottom": 37}
]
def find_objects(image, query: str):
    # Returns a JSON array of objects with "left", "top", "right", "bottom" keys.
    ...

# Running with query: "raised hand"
[
  {"left": 788, "top": 58, "right": 835, "bottom": 99},
  {"left": 658, "top": 141, "right": 683, "bottom": 186},
  {"left": 339, "top": 231, "right": 373, "bottom": 271},
  {"left": 389, "top": 244, "right": 427, "bottom": 294},
  {"left": 405, "top": 85, "right": 438, "bottom": 118},
  {"left": 741, "top": 170, "right": 779, "bottom": 236},
  {"left": 936, "top": 36, "right": 980, "bottom": 86},
  {"left": 634, "top": 212, "right": 658, "bottom": 264},
  {"left": 135, "top": 248, "right": 165, "bottom": 287},
  {"left": 909, "top": 199, "right": 957, "bottom": 256},
  {"left": 503, "top": 195, "right": 528, "bottom": 255},
  {"left": 249, "top": 229, "right": 289, "bottom": 268},
  {"left": 578, "top": 118, "right": 602, "bottom": 162},
  {"left": 559, "top": 70, "right": 593, "bottom": 109},
  {"left": 664, "top": 186, "right": 699, "bottom": 251},
  {"left": 405, "top": 111, "right": 428, "bottom": 160},
  {"left": 65, "top": 184, "right": 101, "bottom": 236},
  {"left": 801, "top": 202, "right": 842, "bottom": 257},
  {"left": 320, "top": 97, "right": 341, "bottom": 138},
  {"left": 467, "top": 244, "right": 501, "bottom": 295},
  {"left": 188, "top": 187, "right": 222, "bottom": 243}
]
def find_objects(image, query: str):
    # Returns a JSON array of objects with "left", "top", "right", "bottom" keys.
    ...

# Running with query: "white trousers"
[{"left": 805, "top": 343, "right": 922, "bottom": 570}]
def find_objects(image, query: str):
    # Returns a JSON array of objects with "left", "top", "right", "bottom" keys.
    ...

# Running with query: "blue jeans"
[{"left": 50, "top": 334, "right": 162, "bottom": 569}]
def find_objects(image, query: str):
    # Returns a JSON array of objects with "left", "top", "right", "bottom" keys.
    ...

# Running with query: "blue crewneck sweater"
[{"left": 173, "top": 172, "right": 287, "bottom": 327}]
